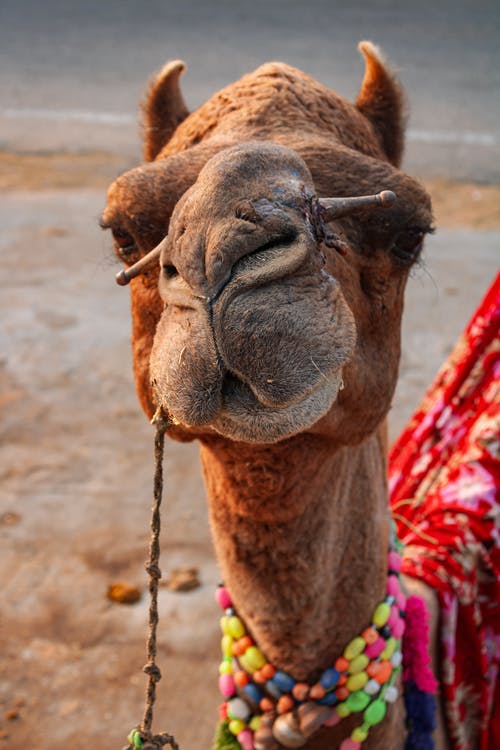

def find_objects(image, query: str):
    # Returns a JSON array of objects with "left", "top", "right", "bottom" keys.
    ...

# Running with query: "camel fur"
[{"left": 102, "top": 42, "right": 449, "bottom": 749}]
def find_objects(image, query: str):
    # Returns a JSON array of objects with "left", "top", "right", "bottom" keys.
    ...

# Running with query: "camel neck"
[{"left": 199, "top": 429, "right": 389, "bottom": 682}]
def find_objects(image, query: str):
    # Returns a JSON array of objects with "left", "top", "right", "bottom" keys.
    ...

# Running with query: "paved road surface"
[{"left": 1, "top": 0, "right": 499, "bottom": 180}]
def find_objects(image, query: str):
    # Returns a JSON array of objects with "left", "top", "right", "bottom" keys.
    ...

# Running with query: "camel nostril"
[{"left": 163, "top": 264, "right": 178, "bottom": 279}]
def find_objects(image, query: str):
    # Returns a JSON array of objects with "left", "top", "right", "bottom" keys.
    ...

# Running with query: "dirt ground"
[{"left": 0, "top": 153, "right": 499, "bottom": 750}]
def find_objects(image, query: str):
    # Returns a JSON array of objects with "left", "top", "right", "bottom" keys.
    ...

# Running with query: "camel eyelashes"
[{"left": 390, "top": 226, "right": 432, "bottom": 264}]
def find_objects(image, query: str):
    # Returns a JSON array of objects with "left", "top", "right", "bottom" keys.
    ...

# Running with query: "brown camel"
[{"left": 102, "top": 43, "right": 449, "bottom": 749}]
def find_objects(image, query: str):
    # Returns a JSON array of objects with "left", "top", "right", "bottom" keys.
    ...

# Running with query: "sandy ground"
[{"left": 0, "top": 154, "right": 499, "bottom": 750}]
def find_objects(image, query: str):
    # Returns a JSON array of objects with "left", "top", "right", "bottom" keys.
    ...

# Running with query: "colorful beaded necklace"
[{"left": 214, "top": 533, "right": 407, "bottom": 750}]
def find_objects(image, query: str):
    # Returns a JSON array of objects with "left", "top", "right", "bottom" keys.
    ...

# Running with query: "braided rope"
[{"left": 124, "top": 411, "right": 180, "bottom": 750}]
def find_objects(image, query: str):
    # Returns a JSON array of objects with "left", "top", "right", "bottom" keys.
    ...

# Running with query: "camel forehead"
[{"left": 186, "top": 142, "right": 314, "bottom": 208}]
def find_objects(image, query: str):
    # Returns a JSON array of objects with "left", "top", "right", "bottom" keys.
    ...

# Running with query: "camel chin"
[{"left": 210, "top": 367, "right": 345, "bottom": 443}]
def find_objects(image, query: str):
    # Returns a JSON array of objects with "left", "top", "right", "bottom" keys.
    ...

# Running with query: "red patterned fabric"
[{"left": 389, "top": 272, "right": 500, "bottom": 750}]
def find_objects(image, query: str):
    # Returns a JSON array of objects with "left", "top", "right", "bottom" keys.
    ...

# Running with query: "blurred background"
[{"left": 1, "top": 1, "right": 499, "bottom": 748}]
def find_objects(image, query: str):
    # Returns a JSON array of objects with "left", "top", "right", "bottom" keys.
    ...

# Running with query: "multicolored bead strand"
[{"left": 215, "top": 544, "right": 406, "bottom": 749}]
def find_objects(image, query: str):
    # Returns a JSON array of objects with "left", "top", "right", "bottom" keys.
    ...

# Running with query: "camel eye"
[
  {"left": 391, "top": 227, "right": 425, "bottom": 263},
  {"left": 111, "top": 228, "right": 136, "bottom": 258},
  {"left": 163, "top": 264, "right": 178, "bottom": 279}
]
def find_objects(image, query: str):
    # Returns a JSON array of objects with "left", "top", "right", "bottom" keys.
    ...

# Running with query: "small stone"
[
  {"left": 107, "top": 582, "right": 141, "bottom": 605},
  {"left": 164, "top": 566, "right": 200, "bottom": 592}
]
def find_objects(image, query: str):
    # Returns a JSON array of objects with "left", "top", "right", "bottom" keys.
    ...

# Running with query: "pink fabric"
[{"left": 389, "top": 271, "right": 500, "bottom": 750}]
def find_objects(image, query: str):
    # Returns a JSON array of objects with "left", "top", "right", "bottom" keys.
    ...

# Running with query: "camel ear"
[
  {"left": 142, "top": 60, "right": 189, "bottom": 162},
  {"left": 355, "top": 41, "right": 405, "bottom": 168}
]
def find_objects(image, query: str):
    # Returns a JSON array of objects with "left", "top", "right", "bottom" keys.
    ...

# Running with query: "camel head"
[{"left": 102, "top": 44, "right": 433, "bottom": 446}]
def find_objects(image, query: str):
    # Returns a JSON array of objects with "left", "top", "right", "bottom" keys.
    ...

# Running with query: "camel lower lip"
[{"left": 213, "top": 369, "right": 344, "bottom": 443}]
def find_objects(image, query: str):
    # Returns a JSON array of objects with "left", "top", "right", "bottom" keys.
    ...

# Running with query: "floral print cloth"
[{"left": 389, "top": 272, "right": 500, "bottom": 750}]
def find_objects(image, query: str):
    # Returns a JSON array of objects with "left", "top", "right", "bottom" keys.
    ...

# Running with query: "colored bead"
[
  {"left": 318, "top": 691, "right": 338, "bottom": 706},
  {"left": 277, "top": 695, "right": 295, "bottom": 715},
  {"left": 386, "top": 576, "right": 400, "bottom": 597},
  {"left": 344, "top": 636, "right": 366, "bottom": 660},
  {"left": 396, "top": 592, "right": 407, "bottom": 610},
  {"left": 219, "top": 702, "right": 228, "bottom": 720},
  {"left": 233, "top": 635, "right": 254, "bottom": 656},
  {"left": 337, "top": 674, "right": 347, "bottom": 686},
  {"left": 373, "top": 602, "right": 391, "bottom": 627},
  {"left": 379, "top": 625, "right": 392, "bottom": 639},
  {"left": 387, "top": 605, "right": 400, "bottom": 629},
  {"left": 243, "top": 683, "right": 263, "bottom": 705},
  {"left": 253, "top": 669, "right": 267, "bottom": 684},
  {"left": 220, "top": 616, "right": 231, "bottom": 635},
  {"left": 352, "top": 725, "right": 369, "bottom": 743},
  {"left": 320, "top": 667, "right": 340, "bottom": 690},
  {"left": 292, "top": 683, "right": 310, "bottom": 702},
  {"left": 219, "top": 673, "right": 236, "bottom": 698},
  {"left": 380, "top": 637, "right": 396, "bottom": 660},
  {"left": 266, "top": 679, "right": 283, "bottom": 699},
  {"left": 239, "top": 654, "right": 254, "bottom": 674},
  {"left": 297, "top": 702, "right": 333, "bottom": 738},
  {"left": 364, "top": 637, "right": 386, "bottom": 659},
  {"left": 336, "top": 702, "right": 351, "bottom": 718},
  {"left": 391, "top": 651, "right": 403, "bottom": 668},
  {"left": 385, "top": 685, "right": 399, "bottom": 703},
  {"left": 339, "top": 738, "right": 361, "bottom": 750},
  {"left": 215, "top": 586, "right": 232, "bottom": 610},
  {"left": 260, "top": 697, "right": 275, "bottom": 713},
  {"left": 234, "top": 670, "right": 250, "bottom": 687},
  {"left": 260, "top": 663, "right": 276, "bottom": 680},
  {"left": 323, "top": 709, "right": 341, "bottom": 727},
  {"left": 346, "top": 690, "right": 370, "bottom": 712},
  {"left": 273, "top": 671, "right": 295, "bottom": 693},
  {"left": 361, "top": 627, "right": 378, "bottom": 645},
  {"left": 348, "top": 655, "right": 369, "bottom": 674},
  {"left": 335, "top": 656, "right": 349, "bottom": 672},
  {"left": 367, "top": 660, "right": 392, "bottom": 684},
  {"left": 219, "top": 660, "right": 232, "bottom": 675},
  {"left": 363, "top": 698, "right": 387, "bottom": 726},
  {"left": 393, "top": 618, "right": 405, "bottom": 639},
  {"left": 249, "top": 715, "right": 262, "bottom": 731},
  {"left": 245, "top": 646, "right": 266, "bottom": 670},
  {"left": 228, "top": 616, "right": 245, "bottom": 639},
  {"left": 346, "top": 672, "right": 368, "bottom": 692},
  {"left": 237, "top": 729, "right": 255, "bottom": 750},
  {"left": 228, "top": 719, "right": 246, "bottom": 736},
  {"left": 364, "top": 679, "right": 381, "bottom": 696},
  {"left": 335, "top": 686, "right": 349, "bottom": 701},
  {"left": 309, "top": 684, "right": 325, "bottom": 700},
  {"left": 228, "top": 697, "right": 251, "bottom": 721},
  {"left": 272, "top": 713, "right": 306, "bottom": 748},
  {"left": 222, "top": 635, "right": 234, "bottom": 658},
  {"left": 388, "top": 551, "right": 402, "bottom": 572}
]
